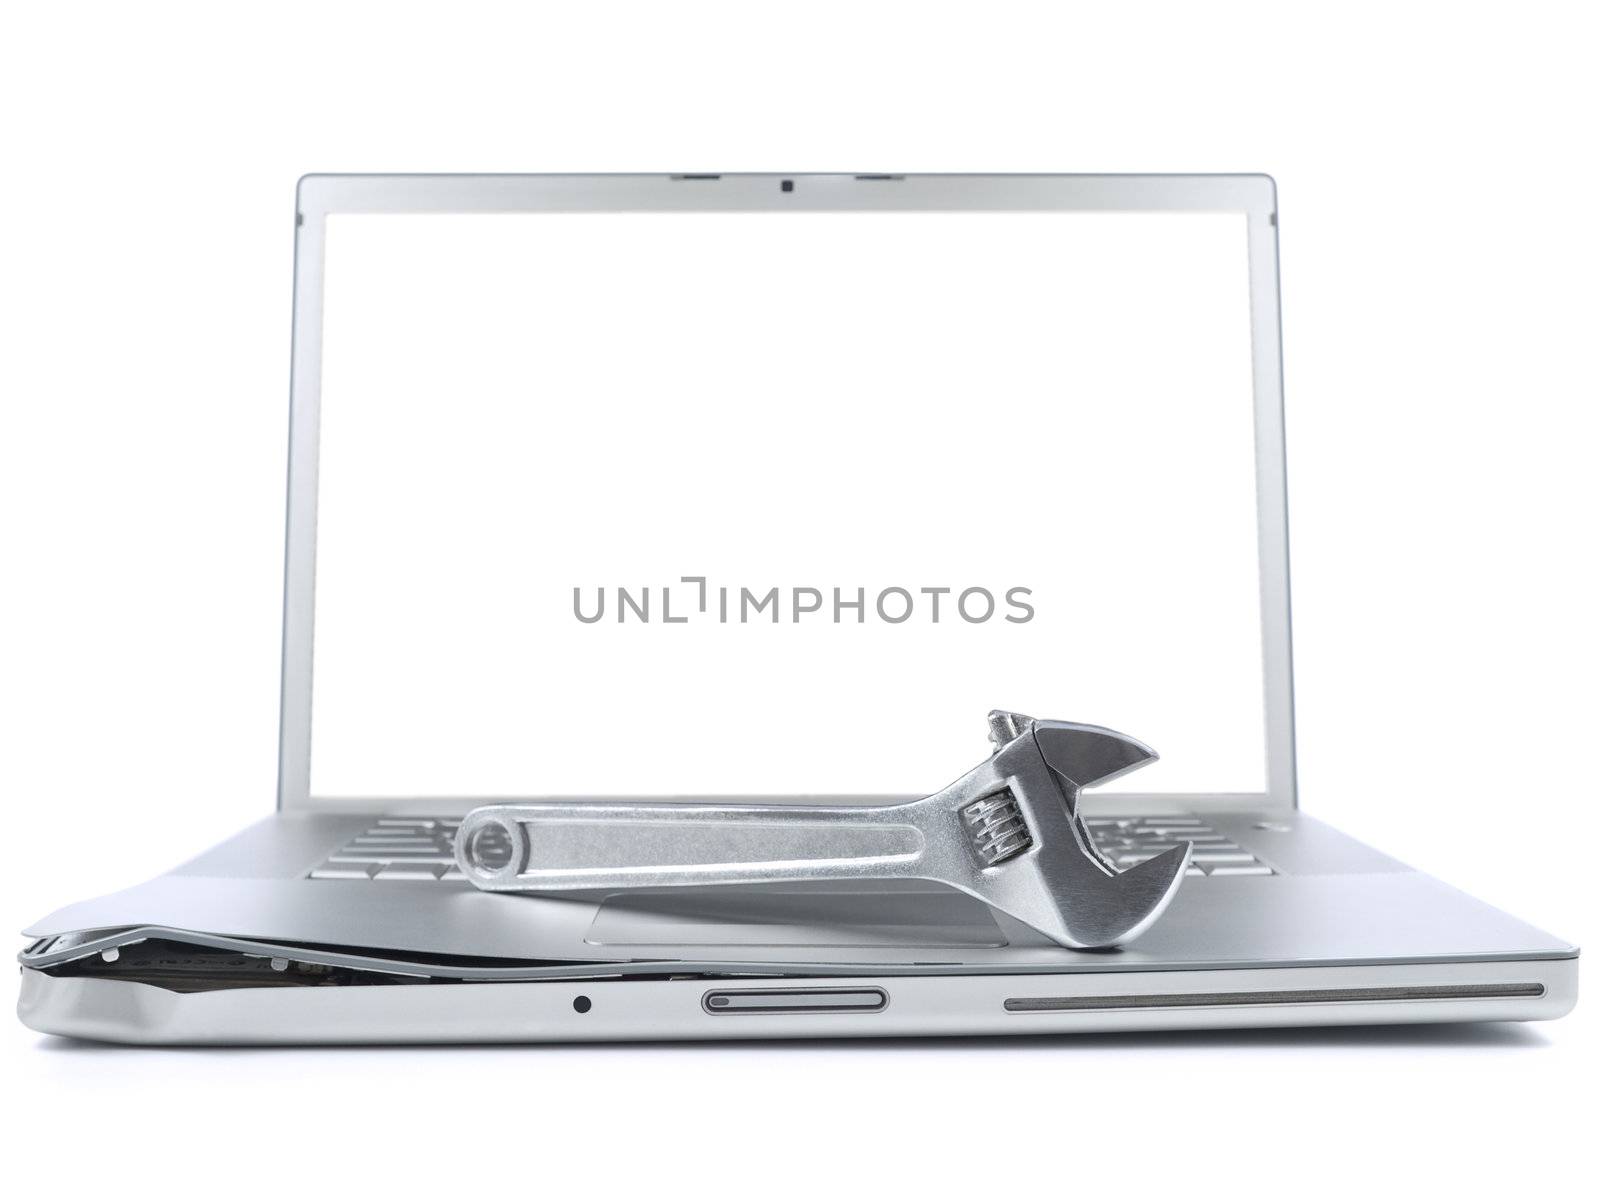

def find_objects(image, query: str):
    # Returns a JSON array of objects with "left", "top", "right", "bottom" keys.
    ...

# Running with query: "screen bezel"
[{"left": 277, "top": 174, "right": 1296, "bottom": 814}]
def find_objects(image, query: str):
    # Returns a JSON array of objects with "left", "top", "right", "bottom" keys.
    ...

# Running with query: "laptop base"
[{"left": 20, "top": 956, "right": 1575, "bottom": 1044}]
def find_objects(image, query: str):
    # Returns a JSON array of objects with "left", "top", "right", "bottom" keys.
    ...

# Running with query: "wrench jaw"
[
  {"left": 959, "top": 714, "right": 1190, "bottom": 949},
  {"left": 1005, "top": 837, "right": 1191, "bottom": 950},
  {"left": 1028, "top": 719, "right": 1160, "bottom": 791}
]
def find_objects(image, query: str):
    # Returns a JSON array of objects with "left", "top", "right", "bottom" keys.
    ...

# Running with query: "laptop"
[{"left": 17, "top": 173, "right": 1577, "bottom": 1043}]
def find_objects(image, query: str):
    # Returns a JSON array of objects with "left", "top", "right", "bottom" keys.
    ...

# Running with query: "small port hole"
[
  {"left": 780, "top": 180, "right": 794, "bottom": 193},
  {"left": 572, "top": 995, "right": 592, "bottom": 1013}
]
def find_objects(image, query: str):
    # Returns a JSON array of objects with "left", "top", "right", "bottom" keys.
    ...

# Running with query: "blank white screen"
[{"left": 311, "top": 210, "right": 1265, "bottom": 797}]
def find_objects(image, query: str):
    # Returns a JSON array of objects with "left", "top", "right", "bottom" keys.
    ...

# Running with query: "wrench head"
[{"left": 942, "top": 711, "right": 1189, "bottom": 949}]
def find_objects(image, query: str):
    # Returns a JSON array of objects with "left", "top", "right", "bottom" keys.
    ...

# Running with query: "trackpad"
[{"left": 586, "top": 884, "right": 1008, "bottom": 948}]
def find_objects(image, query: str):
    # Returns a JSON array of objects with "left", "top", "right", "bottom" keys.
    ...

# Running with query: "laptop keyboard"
[
  {"left": 1085, "top": 816, "right": 1274, "bottom": 876},
  {"left": 309, "top": 818, "right": 469, "bottom": 881},
  {"left": 309, "top": 815, "right": 1272, "bottom": 881}
]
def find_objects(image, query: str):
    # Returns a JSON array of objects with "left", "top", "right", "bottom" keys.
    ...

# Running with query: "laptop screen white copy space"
[{"left": 308, "top": 209, "right": 1266, "bottom": 799}]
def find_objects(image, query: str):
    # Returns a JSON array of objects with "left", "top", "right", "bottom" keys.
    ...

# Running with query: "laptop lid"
[{"left": 277, "top": 174, "right": 1294, "bottom": 815}]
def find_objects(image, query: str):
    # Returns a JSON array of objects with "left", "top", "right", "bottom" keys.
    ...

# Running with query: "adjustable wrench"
[{"left": 455, "top": 711, "right": 1191, "bottom": 949}]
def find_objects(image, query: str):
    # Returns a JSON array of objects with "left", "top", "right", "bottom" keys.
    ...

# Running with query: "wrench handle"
[{"left": 457, "top": 801, "right": 927, "bottom": 891}]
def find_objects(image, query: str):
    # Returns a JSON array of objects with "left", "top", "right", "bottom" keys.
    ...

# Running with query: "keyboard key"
[
  {"left": 310, "top": 864, "right": 375, "bottom": 880},
  {"left": 1191, "top": 851, "right": 1256, "bottom": 864},
  {"left": 373, "top": 863, "right": 446, "bottom": 881},
  {"left": 376, "top": 818, "right": 437, "bottom": 828},
  {"left": 1184, "top": 866, "right": 1206, "bottom": 877},
  {"left": 343, "top": 844, "right": 452, "bottom": 854},
  {"left": 1208, "top": 865, "right": 1273, "bottom": 876},
  {"left": 351, "top": 842, "right": 444, "bottom": 852},
  {"left": 352, "top": 839, "right": 439, "bottom": 848}
]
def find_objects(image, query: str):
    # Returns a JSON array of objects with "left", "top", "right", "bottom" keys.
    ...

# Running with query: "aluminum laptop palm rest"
[{"left": 457, "top": 711, "right": 1191, "bottom": 949}]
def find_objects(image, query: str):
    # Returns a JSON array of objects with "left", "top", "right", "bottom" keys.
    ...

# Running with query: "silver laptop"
[{"left": 17, "top": 173, "right": 1577, "bottom": 1043}]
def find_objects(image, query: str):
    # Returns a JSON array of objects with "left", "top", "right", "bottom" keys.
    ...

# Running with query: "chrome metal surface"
[{"left": 457, "top": 711, "right": 1191, "bottom": 948}]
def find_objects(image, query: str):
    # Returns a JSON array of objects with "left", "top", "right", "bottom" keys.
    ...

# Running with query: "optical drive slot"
[{"left": 1004, "top": 982, "right": 1544, "bottom": 1013}]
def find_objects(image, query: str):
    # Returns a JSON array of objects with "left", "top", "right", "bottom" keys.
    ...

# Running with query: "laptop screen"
[{"left": 308, "top": 208, "right": 1266, "bottom": 798}]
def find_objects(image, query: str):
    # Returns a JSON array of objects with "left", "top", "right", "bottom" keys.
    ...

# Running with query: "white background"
[
  {"left": 313, "top": 209, "right": 1265, "bottom": 797},
  {"left": 0, "top": 3, "right": 1594, "bottom": 1198}
]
